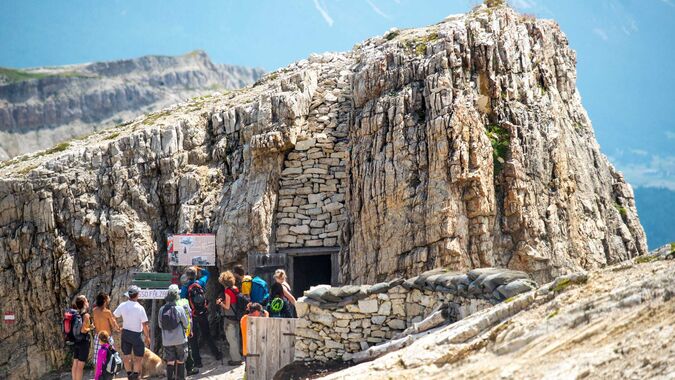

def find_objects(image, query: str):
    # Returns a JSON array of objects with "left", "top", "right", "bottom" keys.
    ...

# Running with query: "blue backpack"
[{"left": 250, "top": 276, "right": 270, "bottom": 305}]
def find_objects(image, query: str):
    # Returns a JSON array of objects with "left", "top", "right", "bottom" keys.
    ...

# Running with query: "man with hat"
[
  {"left": 159, "top": 284, "right": 189, "bottom": 380},
  {"left": 114, "top": 285, "right": 150, "bottom": 380}
]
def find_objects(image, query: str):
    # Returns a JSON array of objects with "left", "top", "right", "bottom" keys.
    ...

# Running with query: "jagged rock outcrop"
[
  {"left": 0, "top": 50, "right": 264, "bottom": 159},
  {"left": 0, "top": 5, "right": 647, "bottom": 378}
]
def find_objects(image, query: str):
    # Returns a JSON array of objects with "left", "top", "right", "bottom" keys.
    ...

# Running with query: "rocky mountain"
[
  {"left": 0, "top": 4, "right": 647, "bottom": 379},
  {"left": 0, "top": 50, "right": 264, "bottom": 160}
]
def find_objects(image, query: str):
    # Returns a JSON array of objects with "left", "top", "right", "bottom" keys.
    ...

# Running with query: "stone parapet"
[{"left": 294, "top": 267, "right": 536, "bottom": 361}]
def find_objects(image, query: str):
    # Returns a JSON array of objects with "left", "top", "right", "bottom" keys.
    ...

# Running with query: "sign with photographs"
[{"left": 167, "top": 234, "right": 216, "bottom": 266}]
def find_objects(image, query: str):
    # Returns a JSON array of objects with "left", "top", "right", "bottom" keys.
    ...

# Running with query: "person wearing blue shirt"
[{"left": 180, "top": 267, "right": 222, "bottom": 367}]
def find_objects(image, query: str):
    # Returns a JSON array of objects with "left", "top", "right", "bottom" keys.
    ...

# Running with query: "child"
[
  {"left": 240, "top": 303, "right": 268, "bottom": 358},
  {"left": 94, "top": 331, "right": 114, "bottom": 380}
]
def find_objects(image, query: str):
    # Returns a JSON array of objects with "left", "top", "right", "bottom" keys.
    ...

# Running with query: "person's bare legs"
[
  {"left": 72, "top": 359, "right": 85, "bottom": 380},
  {"left": 123, "top": 353, "right": 133, "bottom": 373},
  {"left": 133, "top": 355, "right": 143, "bottom": 376}
]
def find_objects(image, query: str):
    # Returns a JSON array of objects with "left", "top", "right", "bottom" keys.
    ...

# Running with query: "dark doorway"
[{"left": 292, "top": 254, "right": 332, "bottom": 296}]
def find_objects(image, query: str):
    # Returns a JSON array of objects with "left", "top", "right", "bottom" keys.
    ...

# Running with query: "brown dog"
[{"left": 141, "top": 348, "right": 165, "bottom": 378}]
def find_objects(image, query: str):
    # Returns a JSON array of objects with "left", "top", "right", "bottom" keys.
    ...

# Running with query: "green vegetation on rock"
[
  {"left": 0, "top": 67, "right": 86, "bottom": 84},
  {"left": 486, "top": 124, "right": 509, "bottom": 174},
  {"left": 614, "top": 203, "right": 627, "bottom": 218}
]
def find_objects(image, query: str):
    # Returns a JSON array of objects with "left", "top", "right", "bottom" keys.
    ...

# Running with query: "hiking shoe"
[
  {"left": 228, "top": 360, "right": 243, "bottom": 366},
  {"left": 187, "top": 368, "right": 200, "bottom": 375},
  {"left": 194, "top": 362, "right": 203, "bottom": 368}
]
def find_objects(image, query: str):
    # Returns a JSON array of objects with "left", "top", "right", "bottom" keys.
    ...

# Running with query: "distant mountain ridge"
[{"left": 0, "top": 50, "right": 264, "bottom": 159}]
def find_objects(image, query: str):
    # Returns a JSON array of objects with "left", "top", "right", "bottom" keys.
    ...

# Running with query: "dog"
[{"left": 141, "top": 348, "right": 165, "bottom": 378}]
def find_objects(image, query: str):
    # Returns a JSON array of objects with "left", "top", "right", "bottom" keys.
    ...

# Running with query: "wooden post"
[{"left": 150, "top": 300, "right": 158, "bottom": 352}]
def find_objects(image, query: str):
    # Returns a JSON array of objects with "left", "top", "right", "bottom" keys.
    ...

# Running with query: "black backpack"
[
  {"left": 226, "top": 287, "right": 249, "bottom": 321},
  {"left": 160, "top": 304, "right": 181, "bottom": 330},
  {"left": 188, "top": 282, "right": 208, "bottom": 315}
]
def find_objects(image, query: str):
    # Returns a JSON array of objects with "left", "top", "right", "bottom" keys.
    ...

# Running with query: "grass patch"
[
  {"left": 551, "top": 278, "right": 571, "bottom": 293},
  {"left": 670, "top": 242, "right": 675, "bottom": 254},
  {"left": 45, "top": 142, "right": 70, "bottom": 155},
  {"left": 0, "top": 67, "right": 87, "bottom": 84},
  {"left": 635, "top": 255, "right": 658, "bottom": 264},
  {"left": 142, "top": 111, "right": 170, "bottom": 126},
  {"left": 17, "top": 164, "right": 38, "bottom": 175},
  {"left": 546, "top": 308, "right": 560, "bottom": 320},
  {"left": 504, "top": 296, "right": 517, "bottom": 303},
  {"left": 415, "top": 44, "right": 427, "bottom": 56},
  {"left": 0, "top": 67, "right": 50, "bottom": 83},
  {"left": 385, "top": 30, "right": 400, "bottom": 41},
  {"left": 104, "top": 132, "right": 120, "bottom": 140},
  {"left": 486, "top": 124, "right": 509, "bottom": 174},
  {"left": 614, "top": 203, "right": 627, "bottom": 218},
  {"left": 484, "top": 0, "right": 506, "bottom": 7},
  {"left": 403, "top": 30, "right": 440, "bottom": 57}
]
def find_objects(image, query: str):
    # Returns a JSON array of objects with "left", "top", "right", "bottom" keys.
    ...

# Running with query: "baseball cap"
[
  {"left": 124, "top": 285, "right": 141, "bottom": 298},
  {"left": 168, "top": 284, "right": 180, "bottom": 295}
]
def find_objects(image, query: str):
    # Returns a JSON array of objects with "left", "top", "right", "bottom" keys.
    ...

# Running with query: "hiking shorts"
[
  {"left": 71, "top": 338, "right": 90, "bottom": 362},
  {"left": 164, "top": 343, "right": 188, "bottom": 362},
  {"left": 121, "top": 329, "right": 145, "bottom": 357}
]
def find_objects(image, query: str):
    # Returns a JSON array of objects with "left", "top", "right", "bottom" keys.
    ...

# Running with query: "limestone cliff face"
[
  {"left": 0, "top": 6, "right": 646, "bottom": 378},
  {"left": 0, "top": 50, "right": 264, "bottom": 160}
]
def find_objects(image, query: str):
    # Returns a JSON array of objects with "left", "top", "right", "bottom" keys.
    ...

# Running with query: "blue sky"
[{"left": 1, "top": 0, "right": 674, "bottom": 190}]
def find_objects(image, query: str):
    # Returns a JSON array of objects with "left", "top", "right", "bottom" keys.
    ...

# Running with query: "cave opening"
[{"left": 291, "top": 253, "right": 332, "bottom": 296}]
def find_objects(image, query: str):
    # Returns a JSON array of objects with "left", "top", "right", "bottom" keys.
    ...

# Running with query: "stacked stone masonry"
[
  {"left": 294, "top": 267, "right": 537, "bottom": 361},
  {"left": 275, "top": 62, "right": 351, "bottom": 248}
]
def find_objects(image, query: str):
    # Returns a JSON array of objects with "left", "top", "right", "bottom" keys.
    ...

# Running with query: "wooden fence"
[{"left": 246, "top": 317, "right": 298, "bottom": 380}]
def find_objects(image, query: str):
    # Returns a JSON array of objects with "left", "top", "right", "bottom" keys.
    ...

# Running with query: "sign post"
[{"left": 132, "top": 272, "right": 174, "bottom": 352}]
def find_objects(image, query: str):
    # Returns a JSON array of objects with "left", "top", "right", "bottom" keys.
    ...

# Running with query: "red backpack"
[{"left": 63, "top": 308, "right": 84, "bottom": 345}]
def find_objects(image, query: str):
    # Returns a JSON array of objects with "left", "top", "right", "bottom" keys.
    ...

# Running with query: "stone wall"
[
  {"left": 294, "top": 267, "right": 536, "bottom": 361},
  {"left": 274, "top": 58, "right": 351, "bottom": 249}
]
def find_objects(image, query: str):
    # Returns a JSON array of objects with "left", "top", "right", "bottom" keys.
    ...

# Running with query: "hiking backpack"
[
  {"left": 188, "top": 282, "right": 208, "bottom": 315},
  {"left": 250, "top": 276, "right": 270, "bottom": 305},
  {"left": 160, "top": 304, "right": 181, "bottom": 330},
  {"left": 63, "top": 308, "right": 84, "bottom": 345},
  {"left": 241, "top": 275, "right": 253, "bottom": 295},
  {"left": 104, "top": 346, "right": 123, "bottom": 375},
  {"left": 268, "top": 297, "right": 291, "bottom": 318},
  {"left": 226, "top": 287, "right": 250, "bottom": 321}
]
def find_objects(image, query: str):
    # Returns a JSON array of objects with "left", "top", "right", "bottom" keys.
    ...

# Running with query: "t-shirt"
[
  {"left": 113, "top": 300, "right": 148, "bottom": 333},
  {"left": 158, "top": 303, "right": 189, "bottom": 346},
  {"left": 92, "top": 307, "right": 115, "bottom": 334}
]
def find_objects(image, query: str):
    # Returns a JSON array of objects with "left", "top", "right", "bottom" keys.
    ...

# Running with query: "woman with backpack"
[
  {"left": 266, "top": 283, "right": 294, "bottom": 318},
  {"left": 273, "top": 269, "right": 296, "bottom": 305},
  {"left": 216, "top": 271, "right": 243, "bottom": 366},
  {"left": 71, "top": 295, "right": 92, "bottom": 380}
]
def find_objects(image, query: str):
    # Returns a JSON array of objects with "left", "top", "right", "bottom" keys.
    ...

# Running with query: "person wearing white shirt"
[{"left": 114, "top": 285, "right": 150, "bottom": 380}]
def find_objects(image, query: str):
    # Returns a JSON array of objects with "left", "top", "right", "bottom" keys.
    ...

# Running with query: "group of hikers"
[{"left": 64, "top": 264, "right": 297, "bottom": 380}]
